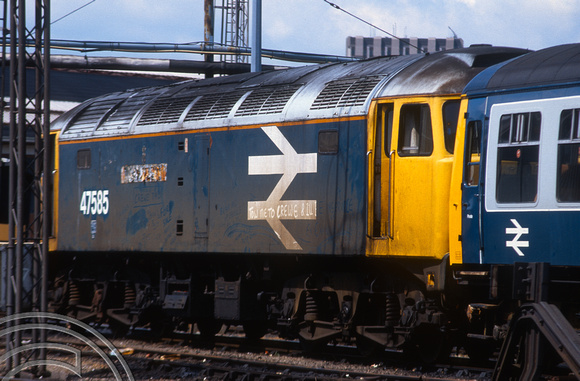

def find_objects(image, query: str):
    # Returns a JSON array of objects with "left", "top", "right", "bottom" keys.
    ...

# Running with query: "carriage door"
[
  {"left": 369, "top": 103, "right": 394, "bottom": 238},
  {"left": 461, "top": 120, "right": 482, "bottom": 263}
]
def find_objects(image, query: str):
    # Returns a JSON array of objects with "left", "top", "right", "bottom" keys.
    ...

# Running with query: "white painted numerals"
[{"left": 80, "top": 190, "right": 110, "bottom": 215}]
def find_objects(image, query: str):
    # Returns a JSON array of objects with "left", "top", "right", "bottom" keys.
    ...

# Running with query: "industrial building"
[{"left": 346, "top": 36, "right": 464, "bottom": 58}]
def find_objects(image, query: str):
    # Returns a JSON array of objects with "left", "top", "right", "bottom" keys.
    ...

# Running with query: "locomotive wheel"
[
  {"left": 109, "top": 321, "right": 130, "bottom": 338},
  {"left": 298, "top": 335, "right": 328, "bottom": 353},
  {"left": 149, "top": 320, "right": 173, "bottom": 340},
  {"left": 243, "top": 321, "right": 268, "bottom": 341},
  {"left": 405, "top": 325, "right": 451, "bottom": 364},
  {"left": 355, "top": 335, "right": 383, "bottom": 357},
  {"left": 465, "top": 338, "right": 496, "bottom": 363},
  {"left": 196, "top": 319, "right": 222, "bottom": 339}
]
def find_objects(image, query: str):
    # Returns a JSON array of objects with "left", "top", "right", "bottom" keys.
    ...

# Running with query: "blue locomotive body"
[{"left": 56, "top": 119, "right": 367, "bottom": 255}]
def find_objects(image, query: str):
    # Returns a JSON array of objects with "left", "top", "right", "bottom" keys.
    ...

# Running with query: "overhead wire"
[
  {"left": 322, "top": 0, "right": 424, "bottom": 53},
  {"left": 52, "top": 0, "right": 97, "bottom": 25}
]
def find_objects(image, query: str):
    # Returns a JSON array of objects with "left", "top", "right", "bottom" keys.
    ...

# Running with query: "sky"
[{"left": 46, "top": 0, "right": 580, "bottom": 65}]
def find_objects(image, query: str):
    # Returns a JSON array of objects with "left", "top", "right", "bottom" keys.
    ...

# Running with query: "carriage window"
[
  {"left": 443, "top": 100, "right": 460, "bottom": 154},
  {"left": 557, "top": 109, "right": 580, "bottom": 202},
  {"left": 398, "top": 104, "right": 433, "bottom": 156},
  {"left": 496, "top": 112, "right": 541, "bottom": 203},
  {"left": 77, "top": 149, "right": 91, "bottom": 169}
]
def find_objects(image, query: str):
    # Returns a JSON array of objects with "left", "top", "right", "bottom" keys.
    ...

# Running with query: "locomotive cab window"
[
  {"left": 443, "top": 100, "right": 460, "bottom": 154},
  {"left": 557, "top": 108, "right": 580, "bottom": 202},
  {"left": 77, "top": 149, "right": 91, "bottom": 169},
  {"left": 381, "top": 103, "right": 394, "bottom": 157},
  {"left": 496, "top": 112, "right": 541, "bottom": 203},
  {"left": 398, "top": 104, "right": 433, "bottom": 156}
]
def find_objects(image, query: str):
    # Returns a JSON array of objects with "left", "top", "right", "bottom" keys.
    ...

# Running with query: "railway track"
[
  {"left": 3, "top": 318, "right": 579, "bottom": 380},
  {"left": 33, "top": 326, "right": 494, "bottom": 381}
]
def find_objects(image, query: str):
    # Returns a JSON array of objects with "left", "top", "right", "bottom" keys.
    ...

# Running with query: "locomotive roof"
[
  {"left": 53, "top": 46, "right": 526, "bottom": 141},
  {"left": 464, "top": 43, "right": 580, "bottom": 94}
]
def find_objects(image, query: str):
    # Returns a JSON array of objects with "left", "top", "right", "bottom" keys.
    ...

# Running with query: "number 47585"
[{"left": 79, "top": 190, "right": 109, "bottom": 215}]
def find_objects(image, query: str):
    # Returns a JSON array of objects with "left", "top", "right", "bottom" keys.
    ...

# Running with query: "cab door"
[
  {"left": 368, "top": 101, "right": 436, "bottom": 252},
  {"left": 368, "top": 98, "right": 454, "bottom": 259},
  {"left": 390, "top": 103, "right": 436, "bottom": 256},
  {"left": 368, "top": 102, "right": 394, "bottom": 239}
]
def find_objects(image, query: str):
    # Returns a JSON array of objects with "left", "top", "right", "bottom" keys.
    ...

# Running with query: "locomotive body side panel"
[
  {"left": 57, "top": 134, "right": 193, "bottom": 252},
  {"left": 56, "top": 118, "right": 367, "bottom": 255},
  {"left": 208, "top": 119, "right": 366, "bottom": 255}
]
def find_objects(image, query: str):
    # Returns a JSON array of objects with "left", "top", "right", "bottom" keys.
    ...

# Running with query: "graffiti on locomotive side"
[
  {"left": 248, "top": 126, "right": 317, "bottom": 250},
  {"left": 121, "top": 163, "right": 167, "bottom": 184}
]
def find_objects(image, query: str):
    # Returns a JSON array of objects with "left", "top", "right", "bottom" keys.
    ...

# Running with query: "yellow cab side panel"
[
  {"left": 49, "top": 130, "right": 60, "bottom": 252},
  {"left": 367, "top": 96, "right": 457, "bottom": 260},
  {"left": 448, "top": 98, "right": 469, "bottom": 265},
  {"left": 0, "top": 224, "right": 6, "bottom": 242}
]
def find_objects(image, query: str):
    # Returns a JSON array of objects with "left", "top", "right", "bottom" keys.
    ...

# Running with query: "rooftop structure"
[{"left": 346, "top": 36, "right": 464, "bottom": 59}]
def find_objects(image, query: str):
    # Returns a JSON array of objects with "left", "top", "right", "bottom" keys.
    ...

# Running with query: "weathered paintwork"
[{"left": 56, "top": 119, "right": 367, "bottom": 255}]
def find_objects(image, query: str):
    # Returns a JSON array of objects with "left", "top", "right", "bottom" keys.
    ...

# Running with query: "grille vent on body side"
[
  {"left": 235, "top": 85, "right": 301, "bottom": 116},
  {"left": 310, "top": 76, "right": 384, "bottom": 110}
]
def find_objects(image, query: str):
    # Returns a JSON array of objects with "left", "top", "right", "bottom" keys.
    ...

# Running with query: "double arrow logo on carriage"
[
  {"left": 506, "top": 219, "right": 529, "bottom": 256},
  {"left": 247, "top": 126, "right": 317, "bottom": 250}
]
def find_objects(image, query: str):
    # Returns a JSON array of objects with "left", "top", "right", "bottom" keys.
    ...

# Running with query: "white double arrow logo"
[
  {"left": 505, "top": 219, "right": 529, "bottom": 256},
  {"left": 247, "top": 126, "right": 317, "bottom": 250}
]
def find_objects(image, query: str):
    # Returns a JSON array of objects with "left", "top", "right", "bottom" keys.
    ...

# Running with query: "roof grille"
[
  {"left": 98, "top": 88, "right": 166, "bottom": 133},
  {"left": 310, "top": 76, "right": 383, "bottom": 110},
  {"left": 137, "top": 96, "right": 195, "bottom": 126},
  {"left": 185, "top": 90, "right": 246, "bottom": 121},
  {"left": 235, "top": 85, "right": 300, "bottom": 116},
  {"left": 63, "top": 97, "right": 122, "bottom": 136}
]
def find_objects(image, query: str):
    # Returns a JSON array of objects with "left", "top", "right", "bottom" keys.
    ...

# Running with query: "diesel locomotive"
[{"left": 46, "top": 43, "right": 580, "bottom": 364}]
